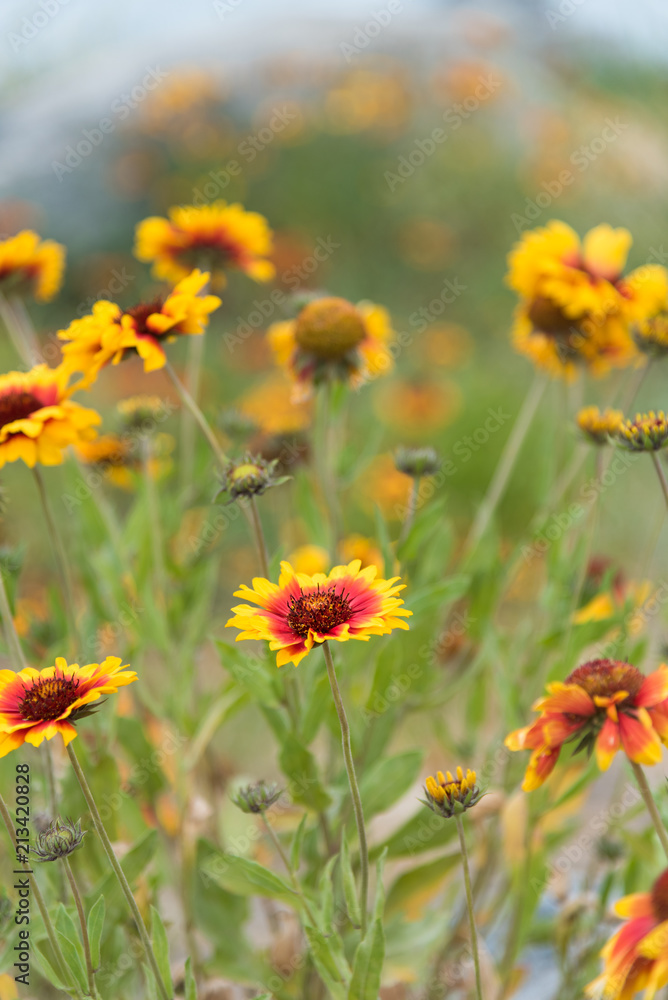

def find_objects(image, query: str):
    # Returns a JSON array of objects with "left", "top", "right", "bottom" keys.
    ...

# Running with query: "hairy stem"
[
  {"left": 63, "top": 856, "right": 98, "bottom": 998},
  {"left": 631, "top": 761, "right": 668, "bottom": 861},
  {"left": 164, "top": 358, "right": 227, "bottom": 471},
  {"left": 455, "top": 814, "right": 483, "bottom": 1000},
  {"left": 322, "top": 641, "right": 368, "bottom": 934}
]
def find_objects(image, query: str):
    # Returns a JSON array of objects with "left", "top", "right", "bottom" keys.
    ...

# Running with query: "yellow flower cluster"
[
  {"left": 0, "top": 230, "right": 65, "bottom": 302},
  {"left": 507, "top": 221, "right": 668, "bottom": 379}
]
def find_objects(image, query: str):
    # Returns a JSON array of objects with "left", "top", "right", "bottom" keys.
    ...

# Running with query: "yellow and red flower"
[
  {"left": 134, "top": 201, "right": 274, "bottom": 287},
  {"left": 226, "top": 559, "right": 411, "bottom": 667},
  {"left": 0, "top": 364, "right": 100, "bottom": 469},
  {"left": 505, "top": 659, "right": 668, "bottom": 791},
  {"left": 423, "top": 766, "right": 482, "bottom": 818},
  {"left": 58, "top": 269, "right": 220, "bottom": 384},
  {"left": 0, "top": 230, "right": 65, "bottom": 302},
  {"left": 507, "top": 221, "right": 668, "bottom": 379},
  {"left": 268, "top": 297, "right": 395, "bottom": 399},
  {"left": 0, "top": 656, "right": 137, "bottom": 756},
  {"left": 587, "top": 869, "right": 668, "bottom": 999}
]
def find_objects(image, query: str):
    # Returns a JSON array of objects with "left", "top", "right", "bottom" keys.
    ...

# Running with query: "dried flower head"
[
  {"left": 394, "top": 445, "right": 440, "bottom": 478},
  {"left": 423, "top": 767, "right": 481, "bottom": 818},
  {"left": 31, "top": 818, "right": 86, "bottom": 862},
  {"left": 576, "top": 406, "right": 624, "bottom": 446},
  {"left": 215, "top": 454, "right": 289, "bottom": 505},
  {"left": 615, "top": 411, "right": 668, "bottom": 452},
  {"left": 232, "top": 781, "right": 283, "bottom": 814},
  {"left": 117, "top": 395, "right": 171, "bottom": 430}
]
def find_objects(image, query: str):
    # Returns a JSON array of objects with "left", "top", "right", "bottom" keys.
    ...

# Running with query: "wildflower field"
[{"left": 2, "top": 7, "right": 668, "bottom": 999}]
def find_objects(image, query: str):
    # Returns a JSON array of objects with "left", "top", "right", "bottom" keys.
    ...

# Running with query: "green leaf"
[
  {"left": 33, "top": 939, "right": 70, "bottom": 992},
  {"left": 373, "top": 505, "right": 395, "bottom": 579},
  {"left": 318, "top": 854, "right": 338, "bottom": 931},
  {"left": 304, "top": 924, "right": 348, "bottom": 1000},
  {"left": 185, "top": 957, "right": 198, "bottom": 1000},
  {"left": 340, "top": 834, "right": 361, "bottom": 926},
  {"left": 348, "top": 918, "right": 385, "bottom": 1000},
  {"left": 359, "top": 750, "right": 423, "bottom": 819},
  {"left": 200, "top": 850, "right": 299, "bottom": 904},
  {"left": 86, "top": 894, "right": 105, "bottom": 969},
  {"left": 373, "top": 848, "right": 387, "bottom": 922},
  {"left": 385, "top": 851, "right": 460, "bottom": 917},
  {"left": 150, "top": 905, "right": 174, "bottom": 997},
  {"left": 290, "top": 812, "right": 308, "bottom": 873},
  {"left": 54, "top": 903, "right": 88, "bottom": 992},
  {"left": 372, "top": 804, "right": 456, "bottom": 858}
]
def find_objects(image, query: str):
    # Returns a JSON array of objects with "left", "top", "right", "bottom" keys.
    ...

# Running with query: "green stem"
[
  {"left": 464, "top": 374, "right": 546, "bottom": 559},
  {"left": 164, "top": 358, "right": 227, "bottom": 471},
  {"left": 63, "top": 856, "right": 98, "bottom": 998},
  {"left": 399, "top": 476, "right": 420, "bottom": 547},
  {"left": 322, "top": 641, "right": 368, "bottom": 934},
  {"left": 141, "top": 435, "right": 168, "bottom": 608},
  {"left": 651, "top": 452, "right": 668, "bottom": 512},
  {"left": 179, "top": 335, "right": 205, "bottom": 495},
  {"left": 0, "top": 563, "right": 27, "bottom": 670},
  {"left": 67, "top": 743, "right": 172, "bottom": 1000},
  {"left": 0, "top": 292, "right": 39, "bottom": 366},
  {"left": 317, "top": 380, "right": 343, "bottom": 559},
  {"left": 0, "top": 792, "right": 83, "bottom": 998},
  {"left": 455, "top": 814, "right": 483, "bottom": 1000},
  {"left": 261, "top": 811, "right": 319, "bottom": 927},
  {"left": 630, "top": 761, "right": 668, "bottom": 861},
  {"left": 248, "top": 496, "right": 270, "bottom": 578},
  {"left": 32, "top": 466, "right": 79, "bottom": 648}
]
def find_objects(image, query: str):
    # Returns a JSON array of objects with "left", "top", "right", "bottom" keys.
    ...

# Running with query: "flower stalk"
[
  {"left": 322, "top": 641, "right": 369, "bottom": 934},
  {"left": 455, "top": 813, "right": 484, "bottom": 1000},
  {"left": 630, "top": 761, "right": 668, "bottom": 862},
  {"left": 32, "top": 466, "right": 79, "bottom": 648},
  {"left": 63, "top": 855, "right": 99, "bottom": 998},
  {"left": 164, "top": 358, "right": 228, "bottom": 471}
]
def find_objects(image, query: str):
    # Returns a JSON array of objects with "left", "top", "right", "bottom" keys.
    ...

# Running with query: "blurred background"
[
  {"left": 2, "top": 5, "right": 668, "bottom": 995},
  {"left": 2, "top": 0, "right": 668, "bottom": 558}
]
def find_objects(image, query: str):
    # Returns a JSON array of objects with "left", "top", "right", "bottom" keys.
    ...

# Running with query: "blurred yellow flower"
[
  {"left": 507, "top": 221, "right": 668, "bottom": 379},
  {"left": 357, "top": 454, "right": 412, "bottom": 520},
  {"left": 339, "top": 534, "right": 384, "bottom": 574},
  {"left": 576, "top": 405, "right": 623, "bottom": 445},
  {"left": 268, "top": 297, "right": 394, "bottom": 399},
  {"left": 0, "top": 230, "right": 65, "bottom": 302},
  {"left": 238, "top": 373, "right": 312, "bottom": 435},
  {"left": 134, "top": 201, "right": 274, "bottom": 287},
  {"left": 0, "top": 364, "right": 100, "bottom": 469},
  {"left": 287, "top": 544, "right": 330, "bottom": 576},
  {"left": 373, "top": 378, "right": 461, "bottom": 433}
]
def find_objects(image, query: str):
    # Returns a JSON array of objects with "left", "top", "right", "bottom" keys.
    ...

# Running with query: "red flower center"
[
  {"left": 0, "top": 390, "right": 43, "bottom": 430},
  {"left": 124, "top": 299, "right": 164, "bottom": 337},
  {"left": 566, "top": 659, "right": 644, "bottom": 702},
  {"left": 286, "top": 586, "right": 352, "bottom": 638},
  {"left": 652, "top": 870, "right": 668, "bottom": 921},
  {"left": 19, "top": 673, "right": 81, "bottom": 722},
  {"left": 175, "top": 234, "right": 244, "bottom": 270}
]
